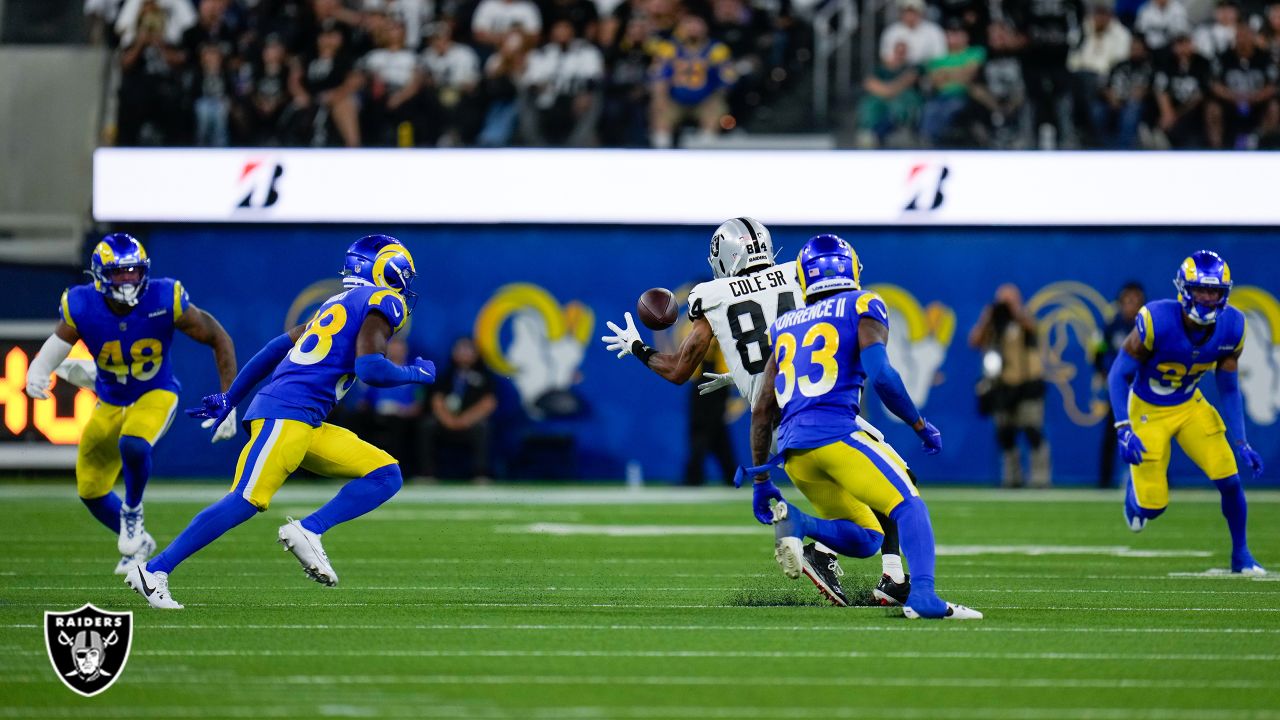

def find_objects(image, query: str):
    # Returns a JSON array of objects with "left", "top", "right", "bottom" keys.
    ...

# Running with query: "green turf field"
[{"left": 1, "top": 481, "right": 1278, "bottom": 719}]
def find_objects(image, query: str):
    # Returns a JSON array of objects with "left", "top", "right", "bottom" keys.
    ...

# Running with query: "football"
[{"left": 637, "top": 287, "right": 679, "bottom": 330}]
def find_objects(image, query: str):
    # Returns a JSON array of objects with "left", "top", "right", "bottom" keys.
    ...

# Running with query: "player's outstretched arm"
[
  {"left": 1108, "top": 329, "right": 1151, "bottom": 465},
  {"left": 353, "top": 313, "right": 436, "bottom": 388},
  {"left": 176, "top": 304, "right": 238, "bottom": 392},
  {"left": 858, "top": 317, "right": 940, "bottom": 454},
  {"left": 25, "top": 320, "right": 80, "bottom": 399},
  {"left": 602, "top": 313, "right": 715, "bottom": 385},
  {"left": 1216, "top": 351, "right": 1264, "bottom": 477},
  {"left": 744, "top": 355, "right": 784, "bottom": 524},
  {"left": 185, "top": 323, "right": 307, "bottom": 440}
]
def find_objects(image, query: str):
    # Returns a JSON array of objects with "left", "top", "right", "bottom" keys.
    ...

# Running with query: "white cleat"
[
  {"left": 113, "top": 531, "right": 156, "bottom": 575},
  {"left": 1236, "top": 565, "right": 1268, "bottom": 577},
  {"left": 278, "top": 518, "right": 338, "bottom": 587},
  {"left": 124, "top": 564, "right": 183, "bottom": 609},
  {"left": 118, "top": 503, "right": 148, "bottom": 555},
  {"left": 771, "top": 502, "right": 804, "bottom": 580},
  {"left": 904, "top": 602, "right": 984, "bottom": 620}
]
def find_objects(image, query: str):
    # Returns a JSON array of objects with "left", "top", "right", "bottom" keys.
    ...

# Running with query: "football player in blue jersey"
[
  {"left": 1108, "top": 250, "right": 1266, "bottom": 575},
  {"left": 24, "top": 233, "right": 237, "bottom": 575},
  {"left": 125, "top": 236, "right": 436, "bottom": 609},
  {"left": 742, "top": 234, "right": 981, "bottom": 619}
]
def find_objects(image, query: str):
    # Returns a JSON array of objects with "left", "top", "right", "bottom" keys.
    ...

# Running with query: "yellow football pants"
[
  {"left": 1129, "top": 389, "right": 1238, "bottom": 510},
  {"left": 76, "top": 389, "right": 178, "bottom": 499},
  {"left": 782, "top": 430, "right": 921, "bottom": 534}
]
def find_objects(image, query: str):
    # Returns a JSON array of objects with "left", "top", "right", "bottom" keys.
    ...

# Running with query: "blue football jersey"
[
  {"left": 246, "top": 285, "right": 408, "bottom": 426},
  {"left": 1131, "top": 299, "right": 1245, "bottom": 407},
  {"left": 771, "top": 289, "right": 889, "bottom": 452},
  {"left": 60, "top": 278, "right": 189, "bottom": 406}
]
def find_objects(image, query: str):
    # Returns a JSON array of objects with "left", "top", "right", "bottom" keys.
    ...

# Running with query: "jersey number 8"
[
  {"left": 727, "top": 292, "right": 796, "bottom": 374},
  {"left": 774, "top": 322, "right": 841, "bottom": 407},
  {"left": 290, "top": 305, "right": 349, "bottom": 366}
]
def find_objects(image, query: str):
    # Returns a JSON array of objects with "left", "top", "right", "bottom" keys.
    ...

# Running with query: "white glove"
[
  {"left": 25, "top": 374, "right": 50, "bottom": 400},
  {"left": 601, "top": 312, "right": 643, "bottom": 359},
  {"left": 697, "top": 372, "right": 734, "bottom": 395},
  {"left": 54, "top": 359, "right": 97, "bottom": 390},
  {"left": 201, "top": 407, "right": 238, "bottom": 443}
]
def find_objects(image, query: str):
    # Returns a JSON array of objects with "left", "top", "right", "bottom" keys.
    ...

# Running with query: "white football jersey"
[{"left": 688, "top": 261, "right": 802, "bottom": 404}]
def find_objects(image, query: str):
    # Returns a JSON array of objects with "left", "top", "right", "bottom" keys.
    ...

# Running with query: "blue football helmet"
[
  {"left": 1174, "top": 250, "right": 1232, "bottom": 325},
  {"left": 89, "top": 233, "right": 151, "bottom": 306},
  {"left": 342, "top": 234, "right": 403, "bottom": 287},
  {"left": 796, "top": 234, "right": 862, "bottom": 299}
]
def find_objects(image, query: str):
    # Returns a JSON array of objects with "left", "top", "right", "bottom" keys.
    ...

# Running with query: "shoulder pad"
[
  {"left": 59, "top": 289, "right": 77, "bottom": 329},
  {"left": 686, "top": 282, "right": 723, "bottom": 322},
  {"left": 1136, "top": 305, "right": 1156, "bottom": 352},
  {"left": 854, "top": 291, "right": 889, "bottom": 326},
  {"left": 368, "top": 289, "right": 408, "bottom": 332}
]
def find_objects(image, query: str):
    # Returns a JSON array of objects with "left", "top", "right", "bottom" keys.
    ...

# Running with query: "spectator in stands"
[
  {"left": 236, "top": 33, "right": 292, "bottom": 145},
  {"left": 181, "top": 0, "right": 240, "bottom": 61},
  {"left": 1154, "top": 32, "right": 1212, "bottom": 146},
  {"left": 1006, "top": 0, "right": 1083, "bottom": 148},
  {"left": 1206, "top": 22, "right": 1280, "bottom": 147},
  {"left": 1194, "top": 0, "right": 1239, "bottom": 58},
  {"left": 711, "top": 0, "right": 774, "bottom": 120},
  {"left": 193, "top": 41, "right": 236, "bottom": 146},
  {"left": 971, "top": 20, "right": 1029, "bottom": 148},
  {"left": 471, "top": 0, "right": 542, "bottom": 54},
  {"left": 289, "top": 25, "right": 363, "bottom": 146},
  {"left": 116, "top": 0, "right": 192, "bottom": 145},
  {"left": 920, "top": 24, "right": 984, "bottom": 147},
  {"left": 1094, "top": 282, "right": 1145, "bottom": 489},
  {"left": 880, "top": 0, "right": 946, "bottom": 66},
  {"left": 420, "top": 21, "right": 483, "bottom": 146},
  {"left": 357, "top": 18, "right": 422, "bottom": 145},
  {"left": 649, "top": 14, "right": 736, "bottom": 148},
  {"left": 296, "top": 0, "right": 365, "bottom": 54},
  {"left": 1092, "top": 35, "right": 1153, "bottom": 147},
  {"left": 969, "top": 283, "right": 1050, "bottom": 489},
  {"left": 519, "top": 18, "right": 604, "bottom": 145},
  {"left": 1136, "top": 0, "right": 1191, "bottom": 59},
  {"left": 855, "top": 40, "right": 923, "bottom": 148},
  {"left": 477, "top": 30, "right": 528, "bottom": 146},
  {"left": 421, "top": 337, "right": 498, "bottom": 482},
  {"left": 548, "top": 0, "right": 601, "bottom": 40},
  {"left": 601, "top": 14, "right": 654, "bottom": 147},
  {"left": 1068, "top": 1, "right": 1131, "bottom": 144},
  {"left": 1263, "top": 3, "right": 1280, "bottom": 64}
]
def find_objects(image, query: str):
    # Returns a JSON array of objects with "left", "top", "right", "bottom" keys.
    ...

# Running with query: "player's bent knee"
[
  {"left": 369, "top": 464, "right": 403, "bottom": 494},
  {"left": 118, "top": 435, "right": 152, "bottom": 463},
  {"left": 848, "top": 530, "right": 885, "bottom": 559}
]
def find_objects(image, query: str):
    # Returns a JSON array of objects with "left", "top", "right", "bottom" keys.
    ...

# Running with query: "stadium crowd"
[
  {"left": 88, "top": 0, "right": 1280, "bottom": 148},
  {"left": 89, "top": 0, "right": 797, "bottom": 148}
]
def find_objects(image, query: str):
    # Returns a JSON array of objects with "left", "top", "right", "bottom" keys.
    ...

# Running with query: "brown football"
[{"left": 637, "top": 287, "right": 679, "bottom": 330}]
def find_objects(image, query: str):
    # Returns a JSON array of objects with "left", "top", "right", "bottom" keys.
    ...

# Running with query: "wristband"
[{"left": 631, "top": 340, "right": 657, "bottom": 366}]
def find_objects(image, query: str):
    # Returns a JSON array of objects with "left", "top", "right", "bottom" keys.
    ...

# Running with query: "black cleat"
[
  {"left": 801, "top": 543, "right": 849, "bottom": 607},
  {"left": 873, "top": 573, "right": 911, "bottom": 607}
]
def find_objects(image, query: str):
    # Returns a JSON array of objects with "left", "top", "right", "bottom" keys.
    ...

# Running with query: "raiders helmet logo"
[{"left": 44, "top": 604, "right": 133, "bottom": 697}]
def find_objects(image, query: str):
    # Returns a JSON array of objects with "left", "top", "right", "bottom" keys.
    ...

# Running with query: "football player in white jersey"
[{"left": 602, "top": 218, "right": 911, "bottom": 607}]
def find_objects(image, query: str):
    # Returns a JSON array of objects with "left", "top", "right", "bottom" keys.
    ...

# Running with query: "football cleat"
[
  {"left": 118, "top": 503, "right": 149, "bottom": 555},
  {"left": 801, "top": 543, "right": 849, "bottom": 607},
  {"left": 278, "top": 518, "right": 338, "bottom": 587},
  {"left": 114, "top": 530, "right": 156, "bottom": 576},
  {"left": 771, "top": 502, "right": 804, "bottom": 580},
  {"left": 873, "top": 573, "right": 911, "bottom": 607},
  {"left": 904, "top": 602, "right": 983, "bottom": 620},
  {"left": 1124, "top": 479, "right": 1146, "bottom": 532},
  {"left": 1232, "top": 551, "right": 1267, "bottom": 576},
  {"left": 124, "top": 564, "right": 183, "bottom": 609}
]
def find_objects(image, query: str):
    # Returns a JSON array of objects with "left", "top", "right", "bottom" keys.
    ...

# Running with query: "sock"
[
  {"left": 1214, "top": 475, "right": 1252, "bottom": 567},
  {"left": 890, "top": 497, "right": 947, "bottom": 617},
  {"left": 147, "top": 493, "right": 258, "bottom": 575},
  {"left": 875, "top": 510, "right": 906, "bottom": 582},
  {"left": 81, "top": 492, "right": 123, "bottom": 533},
  {"left": 118, "top": 435, "right": 153, "bottom": 508},
  {"left": 790, "top": 507, "right": 884, "bottom": 559},
  {"left": 301, "top": 464, "right": 403, "bottom": 535}
]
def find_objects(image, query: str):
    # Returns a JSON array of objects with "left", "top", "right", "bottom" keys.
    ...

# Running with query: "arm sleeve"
[
  {"left": 354, "top": 353, "right": 419, "bottom": 388},
  {"left": 1215, "top": 368, "right": 1249, "bottom": 446},
  {"left": 28, "top": 335, "right": 74, "bottom": 386},
  {"left": 225, "top": 333, "right": 294, "bottom": 408},
  {"left": 1107, "top": 351, "right": 1141, "bottom": 425},
  {"left": 863, "top": 342, "right": 923, "bottom": 426}
]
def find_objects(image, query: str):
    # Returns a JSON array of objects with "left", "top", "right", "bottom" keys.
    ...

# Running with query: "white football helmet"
[{"left": 708, "top": 217, "right": 774, "bottom": 279}]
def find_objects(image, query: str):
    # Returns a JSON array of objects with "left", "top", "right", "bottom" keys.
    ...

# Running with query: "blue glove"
[
  {"left": 752, "top": 480, "right": 784, "bottom": 525},
  {"left": 186, "top": 392, "right": 231, "bottom": 424},
  {"left": 916, "top": 419, "right": 942, "bottom": 455},
  {"left": 411, "top": 357, "right": 437, "bottom": 384},
  {"left": 1240, "top": 444, "right": 1265, "bottom": 479},
  {"left": 1116, "top": 423, "right": 1146, "bottom": 466}
]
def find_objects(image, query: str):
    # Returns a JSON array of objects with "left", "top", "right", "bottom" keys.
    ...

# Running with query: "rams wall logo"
[
  {"left": 236, "top": 159, "right": 284, "bottom": 209},
  {"left": 474, "top": 284, "right": 594, "bottom": 416},
  {"left": 1027, "top": 281, "right": 1114, "bottom": 427},
  {"left": 865, "top": 284, "right": 954, "bottom": 409},
  {"left": 284, "top": 279, "right": 347, "bottom": 330},
  {"left": 1233, "top": 286, "right": 1280, "bottom": 425},
  {"left": 44, "top": 604, "right": 132, "bottom": 697}
]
